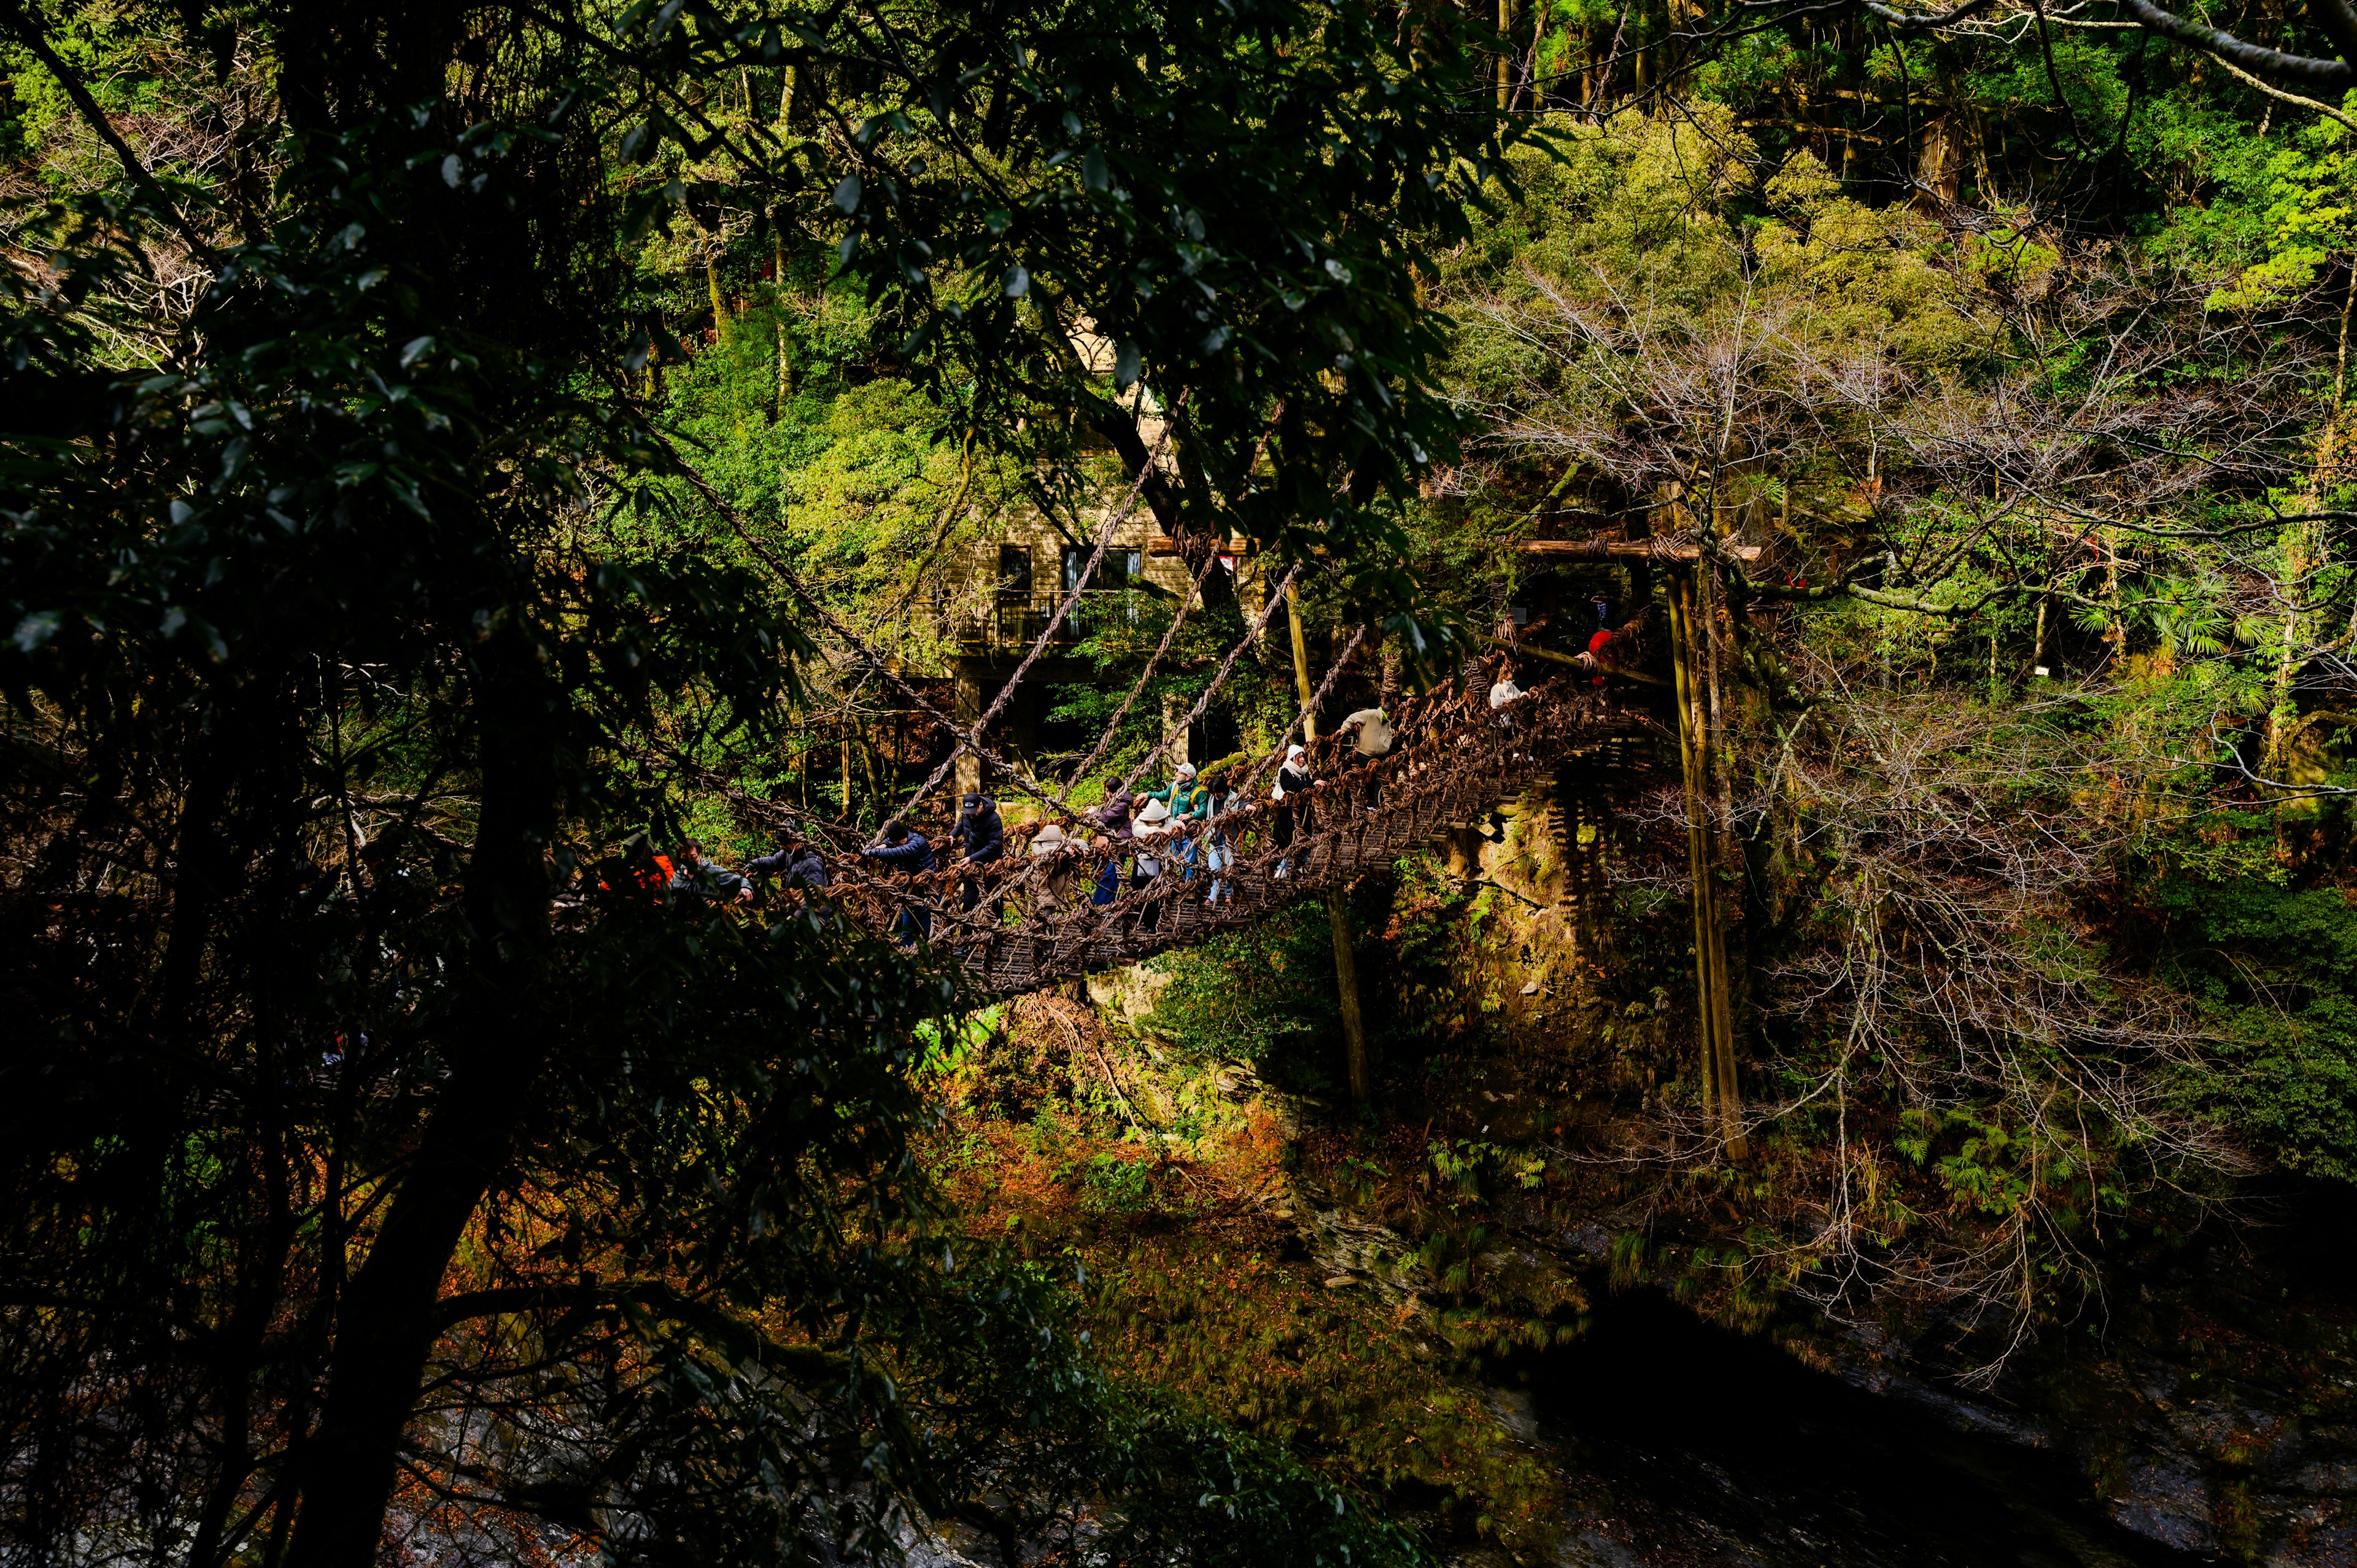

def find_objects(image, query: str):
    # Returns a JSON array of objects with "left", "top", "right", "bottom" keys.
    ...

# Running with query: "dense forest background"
[{"left": 3, "top": 0, "right": 2356, "bottom": 1562}]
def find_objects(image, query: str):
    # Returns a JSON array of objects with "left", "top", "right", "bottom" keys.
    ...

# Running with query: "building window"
[
  {"left": 1062, "top": 546, "right": 1141, "bottom": 595},
  {"left": 996, "top": 544, "right": 1033, "bottom": 603}
]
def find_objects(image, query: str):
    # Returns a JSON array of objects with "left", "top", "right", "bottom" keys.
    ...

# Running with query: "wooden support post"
[
  {"left": 1328, "top": 889, "right": 1369, "bottom": 1102},
  {"left": 1668, "top": 570, "right": 1747, "bottom": 1159},
  {"left": 1289, "top": 579, "right": 1371, "bottom": 1103},
  {"left": 1497, "top": 0, "right": 1514, "bottom": 109}
]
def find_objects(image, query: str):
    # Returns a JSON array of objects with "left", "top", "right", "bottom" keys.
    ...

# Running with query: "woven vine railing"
[{"left": 779, "top": 673, "right": 1652, "bottom": 995}]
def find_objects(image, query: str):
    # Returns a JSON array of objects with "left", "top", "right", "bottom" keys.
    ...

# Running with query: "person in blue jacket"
[{"left": 861, "top": 818, "right": 938, "bottom": 945}]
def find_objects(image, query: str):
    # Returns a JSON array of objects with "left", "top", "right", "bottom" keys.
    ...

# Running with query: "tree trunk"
[
  {"left": 1497, "top": 0, "right": 1514, "bottom": 109},
  {"left": 284, "top": 638, "right": 558, "bottom": 1568}
]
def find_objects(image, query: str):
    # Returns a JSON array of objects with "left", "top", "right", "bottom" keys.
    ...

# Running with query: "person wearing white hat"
[
  {"left": 1140, "top": 759, "right": 1202, "bottom": 819},
  {"left": 1271, "top": 743, "right": 1313, "bottom": 878},
  {"left": 1027, "top": 821, "right": 1075, "bottom": 912},
  {"left": 1132, "top": 797, "right": 1172, "bottom": 932}
]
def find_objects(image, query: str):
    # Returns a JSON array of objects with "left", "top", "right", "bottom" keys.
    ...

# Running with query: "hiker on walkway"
[
  {"left": 1199, "top": 773, "right": 1236, "bottom": 904},
  {"left": 1141, "top": 761, "right": 1206, "bottom": 819},
  {"left": 1339, "top": 706, "right": 1394, "bottom": 811},
  {"left": 1133, "top": 798, "right": 1172, "bottom": 932},
  {"left": 951, "top": 790, "right": 1005, "bottom": 919},
  {"left": 1090, "top": 782, "right": 1134, "bottom": 907},
  {"left": 1028, "top": 822, "right": 1076, "bottom": 913},
  {"left": 670, "top": 839, "right": 751, "bottom": 905},
  {"left": 604, "top": 832, "right": 675, "bottom": 902},
  {"left": 1271, "top": 744, "right": 1314, "bottom": 878},
  {"left": 861, "top": 818, "right": 939, "bottom": 945},
  {"left": 1488, "top": 664, "right": 1525, "bottom": 722},
  {"left": 746, "top": 822, "right": 831, "bottom": 919}
]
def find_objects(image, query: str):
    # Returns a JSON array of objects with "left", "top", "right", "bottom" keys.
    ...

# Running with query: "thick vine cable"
[
  {"left": 618, "top": 395, "right": 1070, "bottom": 819},
  {"left": 899, "top": 404, "right": 1184, "bottom": 818},
  {"left": 1051, "top": 405, "right": 1284, "bottom": 805},
  {"left": 1049, "top": 540, "right": 1225, "bottom": 803},
  {"left": 1115, "top": 562, "right": 1306, "bottom": 800},
  {"left": 1234, "top": 622, "right": 1371, "bottom": 799}
]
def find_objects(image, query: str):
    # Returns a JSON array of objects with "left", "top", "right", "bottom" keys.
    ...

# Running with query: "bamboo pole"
[
  {"left": 1669, "top": 572, "right": 1747, "bottom": 1159},
  {"left": 1289, "top": 579, "right": 1370, "bottom": 1103},
  {"left": 1498, "top": 0, "right": 1514, "bottom": 109}
]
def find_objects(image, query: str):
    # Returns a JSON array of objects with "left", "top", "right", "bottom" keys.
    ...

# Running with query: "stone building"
[{"left": 946, "top": 492, "right": 1266, "bottom": 797}]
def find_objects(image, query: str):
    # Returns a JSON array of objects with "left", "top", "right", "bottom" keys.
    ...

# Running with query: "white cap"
[
  {"left": 1175, "top": 762, "right": 1197, "bottom": 779},
  {"left": 1287, "top": 744, "right": 1307, "bottom": 763},
  {"left": 1136, "top": 798, "right": 1171, "bottom": 827}
]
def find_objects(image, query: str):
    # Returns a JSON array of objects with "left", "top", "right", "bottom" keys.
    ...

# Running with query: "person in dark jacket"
[
  {"left": 746, "top": 822, "right": 832, "bottom": 921},
  {"left": 862, "top": 818, "right": 938, "bottom": 945},
  {"left": 1090, "top": 782, "right": 1134, "bottom": 908},
  {"left": 951, "top": 791, "right": 1005, "bottom": 918},
  {"left": 1271, "top": 745, "right": 1314, "bottom": 878},
  {"left": 670, "top": 839, "right": 751, "bottom": 904}
]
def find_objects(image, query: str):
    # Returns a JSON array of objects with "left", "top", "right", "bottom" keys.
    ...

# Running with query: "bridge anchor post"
[
  {"left": 1290, "top": 579, "right": 1371, "bottom": 1103},
  {"left": 1670, "top": 568, "right": 1748, "bottom": 1161}
]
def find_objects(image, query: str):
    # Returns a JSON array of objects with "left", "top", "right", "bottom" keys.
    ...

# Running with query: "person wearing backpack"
[{"left": 861, "top": 818, "right": 939, "bottom": 946}]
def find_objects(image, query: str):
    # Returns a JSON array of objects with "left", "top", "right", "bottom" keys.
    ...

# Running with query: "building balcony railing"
[{"left": 958, "top": 600, "right": 1077, "bottom": 655}]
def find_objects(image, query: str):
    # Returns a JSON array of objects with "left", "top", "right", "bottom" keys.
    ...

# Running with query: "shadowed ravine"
[{"left": 1501, "top": 1294, "right": 2196, "bottom": 1568}]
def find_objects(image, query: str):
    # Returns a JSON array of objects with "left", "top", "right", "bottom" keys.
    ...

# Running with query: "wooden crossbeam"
[{"left": 1517, "top": 536, "right": 1762, "bottom": 563}]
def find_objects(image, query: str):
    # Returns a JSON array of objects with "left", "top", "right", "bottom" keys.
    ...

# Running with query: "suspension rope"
[
  {"left": 1050, "top": 540, "right": 1225, "bottom": 804},
  {"left": 1051, "top": 405, "right": 1284, "bottom": 805},
  {"left": 1117, "top": 563, "right": 1305, "bottom": 800},
  {"left": 624, "top": 400, "right": 1072, "bottom": 821},
  {"left": 1234, "top": 622, "right": 1371, "bottom": 799},
  {"left": 899, "top": 403, "right": 1184, "bottom": 819}
]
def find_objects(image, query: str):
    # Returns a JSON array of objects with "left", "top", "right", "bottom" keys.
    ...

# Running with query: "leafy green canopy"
[{"left": 622, "top": 0, "right": 1518, "bottom": 630}]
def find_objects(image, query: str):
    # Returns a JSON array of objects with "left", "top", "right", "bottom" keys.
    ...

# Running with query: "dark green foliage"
[
  {"left": 2153, "top": 878, "right": 2357, "bottom": 1183},
  {"left": 1153, "top": 900, "right": 1349, "bottom": 1091},
  {"left": 1148, "top": 870, "right": 1484, "bottom": 1094}
]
